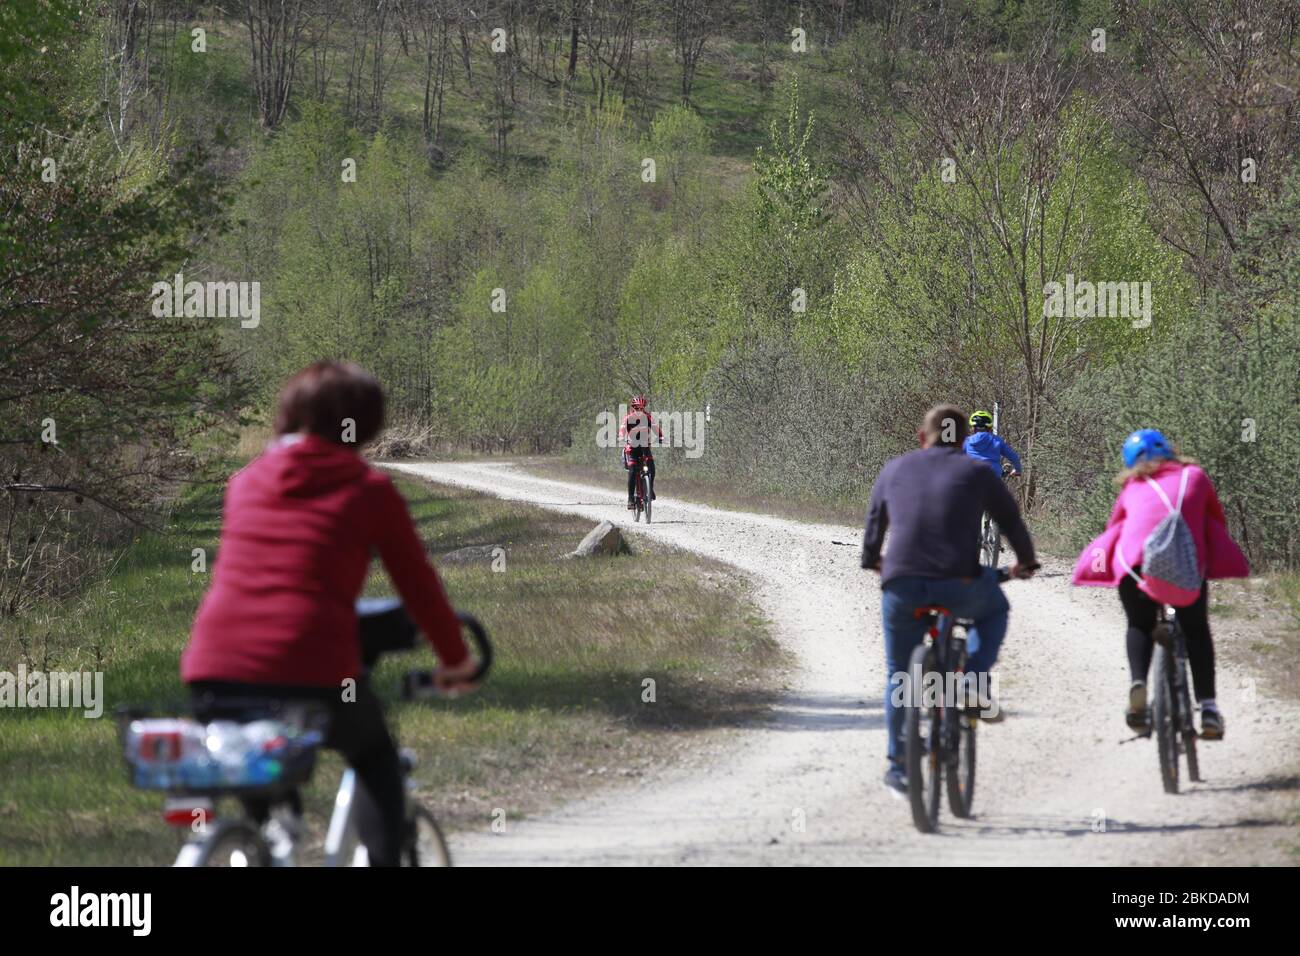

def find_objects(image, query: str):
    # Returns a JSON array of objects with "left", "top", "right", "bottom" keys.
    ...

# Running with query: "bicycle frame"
[
  {"left": 321, "top": 755, "right": 423, "bottom": 867},
  {"left": 918, "top": 609, "right": 972, "bottom": 721},
  {"left": 322, "top": 768, "right": 366, "bottom": 867}
]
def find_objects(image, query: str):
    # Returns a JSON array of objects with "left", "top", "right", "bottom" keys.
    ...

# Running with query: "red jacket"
[
  {"left": 619, "top": 411, "right": 662, "bottom": 454},
  {"left": 181, "top": 435, "right": 468, "bottom": 688}
]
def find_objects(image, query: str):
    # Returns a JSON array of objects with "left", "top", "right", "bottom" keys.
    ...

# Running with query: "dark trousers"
[
  {"left": 1117, "top": 577, "right": 1216, "bottom": 701},
  {"left": 626, "top": 453, "right": 655, "bottom": 500},
  {"left": 189, "top": 677, "right": 406, "bottom": 866}
]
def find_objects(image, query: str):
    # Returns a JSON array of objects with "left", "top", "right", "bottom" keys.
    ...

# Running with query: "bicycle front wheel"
[
  {"left": 641, "top": 474, "right": 652, "bottom": 523},
  {"left": 905, "top": 644, "right": 942, "bottom": 833},
  {"left": 404, "top": 805, "right": 452, "bottom": 867},
  {"left": 1151, "top": 642, "right": 1180, "bottom": 794}
]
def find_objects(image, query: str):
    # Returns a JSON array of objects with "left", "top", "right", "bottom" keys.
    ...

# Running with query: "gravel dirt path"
[{"left": 388, "top": 460, "right": 1300, "bottom": 866}]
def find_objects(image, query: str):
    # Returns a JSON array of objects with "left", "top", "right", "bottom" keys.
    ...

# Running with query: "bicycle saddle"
[{"left": 913, "top": 605, "right": 952, "bottom": 620}]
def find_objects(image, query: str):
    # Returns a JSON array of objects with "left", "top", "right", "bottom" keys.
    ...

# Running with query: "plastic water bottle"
[
  {"left": 206, "top": 720, "right": 293, "bottom": 787},
  {"left": 128, "top": 717, "right": 312, "bottom": 790}
]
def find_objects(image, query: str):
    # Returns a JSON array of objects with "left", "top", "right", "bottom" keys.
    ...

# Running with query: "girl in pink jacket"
[{"left": 1072, "top": 429, "right": 1248, "bottom": 739}]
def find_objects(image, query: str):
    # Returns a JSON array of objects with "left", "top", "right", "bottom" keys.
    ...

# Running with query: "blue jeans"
[{"left": 880, "top": 568, "right": 1010, "bottom": 765}]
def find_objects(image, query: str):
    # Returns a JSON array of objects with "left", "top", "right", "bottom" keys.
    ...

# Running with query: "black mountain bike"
[
  {"left": 979, "top": 464, "right": 1016, "bottom": 566},
  {"left": 632, "top": 458, "right": 653, "bottom": 523},
  {"left": 1149, "top": 605, "right": 1200, "bottom": 794},
  {"left": 904, "top": 565, "right": 1037, "bottom": 833}
]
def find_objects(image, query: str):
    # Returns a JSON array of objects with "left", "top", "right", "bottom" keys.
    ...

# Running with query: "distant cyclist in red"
[{"left": 620, "top": 395, "right": 662, "bottom": 509}]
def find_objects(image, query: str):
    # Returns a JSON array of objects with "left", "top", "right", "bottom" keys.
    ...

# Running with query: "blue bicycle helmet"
[{"left": 1122, "top": 429, "right": 1174, "bottom": 468}]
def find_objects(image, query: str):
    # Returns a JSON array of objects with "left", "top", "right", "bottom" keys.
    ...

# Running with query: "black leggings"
[
  {"left": 626, "top": 454, "right": 655, "bottom": 499},
  {"left": 1117, "top": 577, "right": 1216, "bottom": 701},
  {"left": 189, "top": 677, "right": 406, "bottom": 866}
]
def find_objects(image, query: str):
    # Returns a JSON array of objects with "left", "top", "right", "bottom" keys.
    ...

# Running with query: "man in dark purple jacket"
[{"left": 862, "top": 405, "right": 1038, "bottom": 797}]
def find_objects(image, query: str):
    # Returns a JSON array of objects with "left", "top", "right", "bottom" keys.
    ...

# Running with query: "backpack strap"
[
  {"left": 1115, "top": 548, "right": 1143, "bottom": 586},
  {"left": 1143, "top": 465, "right": 1189, "bottom": 516},
  {"left": 1173, "top": 464, "right": 1190, "bottom": 511}
]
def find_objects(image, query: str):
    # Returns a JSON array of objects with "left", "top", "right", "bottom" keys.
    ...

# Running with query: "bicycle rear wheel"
[
  {"left": 1151, "top": 641, "right": 1180, "bottom": 794},
  {"left": 405, "top": 805, "right": 452, "bottom": 867},
  {"left": 945, "top": 711, "right": 976, "bottom": 818},
  {"left": 1173, "top": 632, "right": 1201, "bottom": 783},
  {"left": 978, "top": 515, "right": 999, "bottom": 566},
  {"left": 905, "top": 643, "right": 942, "bottom": 833},
  {"left": 187, "top": 820, "right": 271, "bottom": 867}
]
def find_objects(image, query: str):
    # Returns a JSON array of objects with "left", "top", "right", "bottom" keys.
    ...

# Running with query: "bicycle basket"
[{"left": 120, "top": 716, "right": 322, "bottom": 795}]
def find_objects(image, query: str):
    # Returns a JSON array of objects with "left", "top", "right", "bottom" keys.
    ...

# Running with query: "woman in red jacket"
[{"left": 181, "top": 361, "right": 475, "bottom": 866}]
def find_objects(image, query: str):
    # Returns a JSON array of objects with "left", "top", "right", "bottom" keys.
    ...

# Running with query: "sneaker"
[
  {"left": 627, "top": 500, "right": 635, "bottom": 510},
  {"left": 650, "top": 489, "right": 657, "bottom": 500},
  {"left": 1126, "top": 680, "right": 1152, "bottom": 735},
  {"left": 883, "top": 765, "right": 907, "bottom": 799},
  {"left": 974, "top": 695, "right": 1005, "bottom": 723},
  {"left": 1200, "top": 706, "right": 1225, "bottom": 741},
  {"left": 956, "top": 674, "right": 1003, "bottom": 722}
]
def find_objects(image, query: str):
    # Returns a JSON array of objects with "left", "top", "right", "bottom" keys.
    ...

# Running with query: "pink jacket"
[{"left": 1071, "top": 462, "right": 1248, "bottom": 587}]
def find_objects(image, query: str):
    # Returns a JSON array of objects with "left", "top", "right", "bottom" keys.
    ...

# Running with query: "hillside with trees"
[{"left": 3, "top": 0, "right": 1299, "bottom": 620}]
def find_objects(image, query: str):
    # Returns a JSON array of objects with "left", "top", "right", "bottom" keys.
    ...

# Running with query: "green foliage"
[
  {"left": 1047, "top": 173, "right": 1300, "bottom": 567},
  {"left": 0, "top": 0, "right": 77, "bottom": 123},
  {"left": 753, "top": 77, "right": 830, "bottom": 244},
  {"left": 3, "top": 4, "right": 1297, "bottom": 573},
  {"left": 0, "top": 7, "right": 246, "bottom": 613},
  {"left": 831, "top": 96, "right": 1192, "bottom": 464}
]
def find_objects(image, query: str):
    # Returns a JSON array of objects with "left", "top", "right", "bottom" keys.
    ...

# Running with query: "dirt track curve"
[{"left": 387, "top": 460, "right": 1300, "bottom": 866}]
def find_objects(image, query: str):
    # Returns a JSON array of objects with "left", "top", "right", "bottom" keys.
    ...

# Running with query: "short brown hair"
[
  {"left": 274, "top": 361, "right": 385, "bottom": 447},
  {"left": 923, "top": 404, "right": 968, "bottom": 447}
]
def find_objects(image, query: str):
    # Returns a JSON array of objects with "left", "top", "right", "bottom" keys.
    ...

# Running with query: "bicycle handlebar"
[
  {"left": 455, "top": 612, "right": 494, "bottom": 681},
  {"left": 996, "top": 562, "right": 1040, "bottom": 582},
  {"left": 401, "top": 612, "right": 493, "bottom": 700}
]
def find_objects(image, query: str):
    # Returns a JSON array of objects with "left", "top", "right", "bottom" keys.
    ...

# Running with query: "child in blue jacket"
[{"left": 963, "top": 410, "right": 1022, "bottom": 476}]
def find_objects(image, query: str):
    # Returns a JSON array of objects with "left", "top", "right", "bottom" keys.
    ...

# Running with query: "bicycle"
[
  {"left": 978, "top": 514, "right": 1001, "bottom": 568},
  {"left": 1148, "top": 604, "right": 1200, "bottom": 794},
  {"left": 631, "top": 455, "right": 653, "bottom": 524},
  {"left": 904, "top": 564, "right": 1037, "bottom": 833},
  {"left": 121, "top": 601, "right": 492, "bottom": 867},
  {"left": 978, "top": 463, "right": 1016, "bottom": 567}
]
